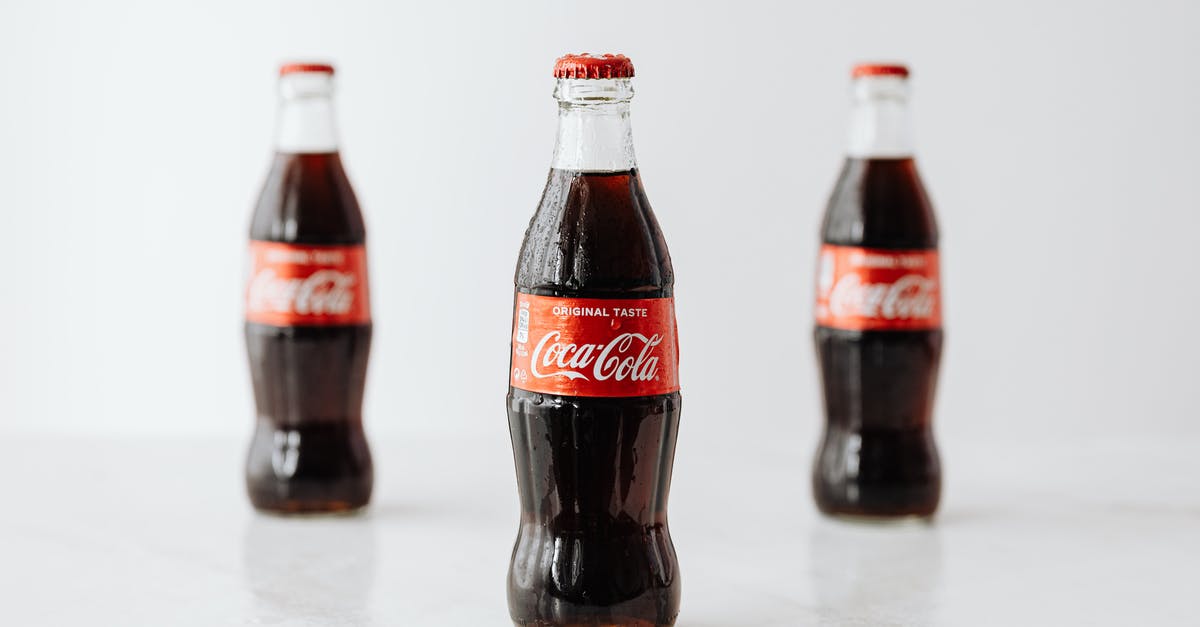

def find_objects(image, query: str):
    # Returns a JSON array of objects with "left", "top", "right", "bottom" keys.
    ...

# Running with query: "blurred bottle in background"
[
  {"left": 244, "top": 63, "right": 374, "bottom": 514},
  {"left": 507, "top": 54, "right": 682, "bottom": 626},
  {"left": 813, "top": 64, "right": 943, "bottom": 520}
]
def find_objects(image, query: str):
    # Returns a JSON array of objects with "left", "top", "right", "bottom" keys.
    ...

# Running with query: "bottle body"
[
  {"left": 244, "top": 67, "right": 373, "bottom": 514},
  {"left": 507, "top": 55, "right": 681, "bottom": 627},
  {"left": 813, "top": 66, "right": 943, "bottom": 519},
  {"left": 508, "top": 169, "right": 680, "bottom": 626}
]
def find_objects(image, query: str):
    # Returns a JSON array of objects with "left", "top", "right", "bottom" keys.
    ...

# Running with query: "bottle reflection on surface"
[
  {"left": 808, "top": 519, "right": 943, "bottom": 625},
  {"left": 242, "top": 514, "right": 377, "bottom": 624}
]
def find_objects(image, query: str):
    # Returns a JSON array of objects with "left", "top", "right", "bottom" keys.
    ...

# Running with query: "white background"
[
  {"left": 2, "top": 2, "right": 1199, "bottom": 625},
  {"left": 4, "top": 0, "right": 1197, "bottom": 445}
]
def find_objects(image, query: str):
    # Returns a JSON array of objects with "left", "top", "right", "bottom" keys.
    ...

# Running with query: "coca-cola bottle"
[
  {"left": 244, "top": 63, "right": 373, "bottom": 514},
  {"left": 813, "top": 63, "right": 943, "bottom": 519},
  {"left": 506, "top": 54, "right": 682, "bottom": 626}
]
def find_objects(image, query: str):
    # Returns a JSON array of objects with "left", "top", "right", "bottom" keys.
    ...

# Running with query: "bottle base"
[
  {"left": 814, "top": 493, "right": 939, "bottom": 522},
  {"left": 244, "top": 420, "right": 374, "bottom": 515},
  {"left": 511, "top": 614, "right": 672, "bottom": 619},
  {"left": 249, "top": 497, "right": 371, "bottom": 516},
  {"left": 812, "top": 425, "right": 941, "bottom": 521},
  {"left": 817, "top": 509, "right": 935, "bottom": 525},
  {"left": 813, "top": 489, "right": 940, "bottom": 521},
  {"left": 246, "top": 475, "right": 373, "bottom": 515}
]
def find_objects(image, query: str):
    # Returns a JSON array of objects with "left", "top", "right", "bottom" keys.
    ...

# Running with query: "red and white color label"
[
  {"left": 510, "top": 294, "right": 680, "bottom": 398},
  {"left": 815, "top": 245, "right": 941, "bottom": 331},
  {"left": 245, "top": 241, "right": 370, "bottom": 326}
]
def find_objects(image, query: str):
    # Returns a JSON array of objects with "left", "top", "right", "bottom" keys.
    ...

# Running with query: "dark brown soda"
[
  {"left": 508, "top": 169, "right": 681, "bottom": 626},
  {"left": 245, "top": 152, "right": 373, "bottom": 514},
  {"left": 813, "top": 157, "right": 942, "bottom": 519}
]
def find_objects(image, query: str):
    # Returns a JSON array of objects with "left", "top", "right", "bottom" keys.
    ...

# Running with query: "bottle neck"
[
  {"left": 275, "top": 72, "right": 339, "bottom": 154},
  {"left": 551, "top": 78, "right": 637, "bottom": 172},
  {"left": 846, "top": 76, "right": 914, "bottom": 159}
]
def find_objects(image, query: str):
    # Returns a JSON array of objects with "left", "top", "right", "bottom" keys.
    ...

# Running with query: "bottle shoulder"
[
  {"left": 515, "top": 169, "right": 674, "bottom": 298},
  {"left": 821, "top": 158, "right": 939, "bottom": 249},
  {"left": 249, "top": 153, "right": 366, "bottom": 244}
]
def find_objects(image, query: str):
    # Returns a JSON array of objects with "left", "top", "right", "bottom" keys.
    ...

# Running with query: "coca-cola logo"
[
  {"left": 828, "top": 273, "right": 937, "bottom": 320},
  {"left": 510, "top": 295, "right": 679, "bottom": 397},
  {"left": 247, "top": 269, "right": 358, "bottom": 316},
  {"left": 530, "top": 331, "right": 662, "bottom": 382}
]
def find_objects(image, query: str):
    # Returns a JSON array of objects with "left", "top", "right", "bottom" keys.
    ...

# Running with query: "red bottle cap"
[
  {"left": 851, "top": 63, "right": 909, "bottom": 79},
  {"left": 553, "top": 53, "right": 635, "bottom": 79},
  {"left": 279, "top": 63, "right": 336, "bottom": 76}
]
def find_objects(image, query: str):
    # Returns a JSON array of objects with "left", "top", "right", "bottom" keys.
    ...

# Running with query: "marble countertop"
[{"left": 2, "top": 432, "right": 1195, "bottom": 626}]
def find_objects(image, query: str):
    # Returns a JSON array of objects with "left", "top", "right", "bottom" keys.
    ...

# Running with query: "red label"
[
  {"left": 815, "top": 245, "right": 941, "bottom": 331},
  {"left": 510, "top": 294, "right": 680, "bottom": 398},
  {"left": 245, "top": 241, "right": 370, "bottom": 326}
]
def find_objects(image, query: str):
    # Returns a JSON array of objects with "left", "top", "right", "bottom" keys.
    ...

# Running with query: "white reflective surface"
[{"left": 1, "top": 432, "right": 1195, "bottom": 625}]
